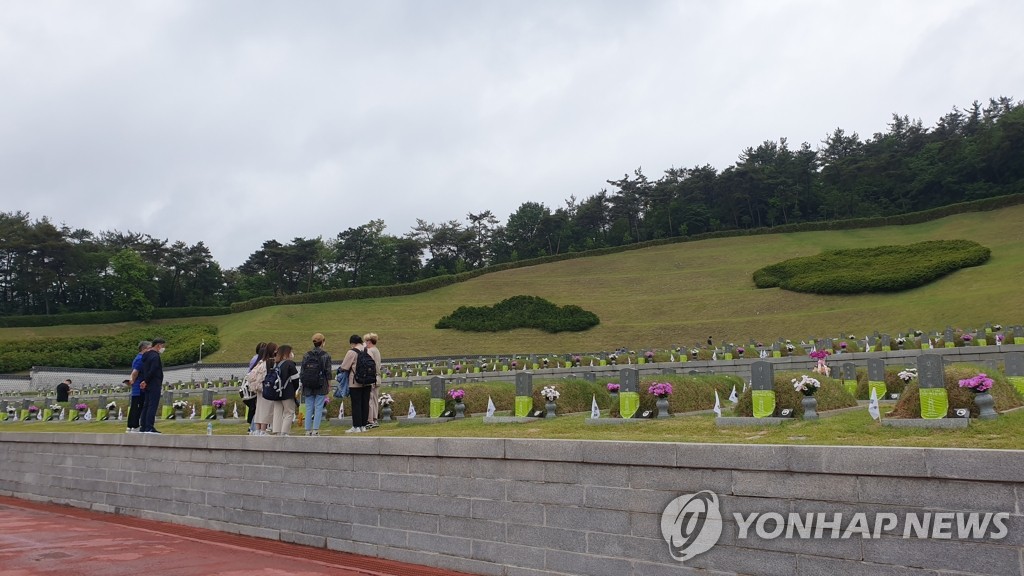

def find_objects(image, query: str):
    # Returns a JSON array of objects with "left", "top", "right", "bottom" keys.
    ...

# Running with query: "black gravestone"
[
  {"left": 867, "top": 358, "right": 885, "bottom": 382},
  {"left": 430, "top": 377, "right": 446, "bottom": 399},
  {"left": 1005, "top": 352, "right": 1024, "bottom": 377},
  {"left": 619, "top": 368, "right": 639, "bottom": 393},
  {"left": 841, "top": 363, "right": 856, "bottom": 380},
  {"left": 515, "top": 372, "right": 533, "bottom": 396},
  {"left": 750, "top": 361, "right": 774, "bottom": 391},
  {"left": 583, "top": 373, "right": 596, "bottom": 383}
]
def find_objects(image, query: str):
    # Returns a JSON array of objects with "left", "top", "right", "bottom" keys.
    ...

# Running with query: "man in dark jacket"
[
  {"left": 56, "top": 379, "right": 71, "bottom": 403},
  {"left": 138, "top": 338, "right": 166, "bottom": 434}
]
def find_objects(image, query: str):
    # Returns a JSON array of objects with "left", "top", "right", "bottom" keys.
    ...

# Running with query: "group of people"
[
  {"left": 243, "top": 332, "right": 382, "bottom": 436},
  {"left": 125, "top": 338, "right": 167, "bottom": 433}
]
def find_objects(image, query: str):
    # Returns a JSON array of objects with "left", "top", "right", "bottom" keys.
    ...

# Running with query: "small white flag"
[
  {"left": 729, "top": 385, "right": 738, "bottom": 404},
  {"left": 868, "top": 388, "right": 880, "bottom": 421},
  {"left": 117, "top": 407, "right": 123, "bottom": 421},
  {"left": 233, "top": 403, "right": 239, "bottom": 419},
  {"left": 712, "top": 351, "right": 717, "bottom": 361},
  {"left": 713, "top": 391, "right": 722, "bottom": 417},
  {"left": 590, "top": 394, "right": 600, "bottom": 419},
  {"left": 759, "top": 349, "right": 768, "bottom": 359},
  {"left": 627, "top": 356, "right": 631, "bottom": 364},
  {"left": 670, "top": 353, "right": 675, "bottom": 362},
  {"left": 84, "top": 408, "right": 93, "bottom": 421},
  {"left": 407, "top": 401, "right": 417, "bottom": 419},
  {"left": 486, "top": 396, "right": 496, "bottom": 417},
  {"left": 590, "top": 359, "right": 594, "bottom": 366},
  {"left": 189, "top": 405, "right": 196, "bottom": 420}
]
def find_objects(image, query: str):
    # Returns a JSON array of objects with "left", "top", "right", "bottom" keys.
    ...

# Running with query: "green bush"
[
  {"left": 890, "top": 364, "right": 1023, "bottom": 418},
  {"left": 753, "top": 240, "right": 990, "bottom": 294},
  {"left": 0, "top": 307, "right": 230, "bottom": 328},
  {"left": 734, "top": 371, "right": 858, "bottom": 417},
  {"left": 0, "top": 324, "right": 219, "bottom": 372},
  {"left": 435, "top": 295, "right": 600, "bottom": 333}
]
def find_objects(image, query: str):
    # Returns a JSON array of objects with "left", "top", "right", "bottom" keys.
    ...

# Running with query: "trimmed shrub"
[
  {"left": 735, "top": 371, "right": 858, "bottom": 417},
  {"left": 0, "top": 324, "right": 219, "bottom": 372},
  {"left": 435, "top": 295, "right": 600, "bottom": 333},
  {"left": 753, "top": 240, "right": 990, "bottom": 294},
  {"left": 889, "top": 364, "right": 1023, "bottom": 418},
  {"left": 0, "top": 307, "right": 230, "bottom": 328}
]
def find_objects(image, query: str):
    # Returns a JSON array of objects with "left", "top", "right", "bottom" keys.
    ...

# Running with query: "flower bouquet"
[
  {"left": 378, "top": 393, "right": 395, "bottom": 407},
  {"left": 897, "top": 369, "right": 917, "bottom": 383},
  {"left": 644, "top": 351, "right": 655, "bottom": 362},
  {"left": 961, "top": 333, "right": 974, "bottom": 343},
  {"left": 809, "top": 349, "right": 831, "bottom": 376},
  {"left": 606, "top": 383, "right": 620, "bottom": 393},
  {"left": 792, "top": 375, "right": 821, "bottom": 396},
  {"left": 541, "top": 386, "right": 560, "bottom": 402},
  {"left": 647, "top": 382, "right": 673, "bottom": 398},
  {"left": 958, "top": 373, "right": 993, "bottom": 393},
  {"left": 212, "top": 398, "right": 227, "bottom": 410},
  {"left": 448, "top": 389, "right": 465, "bottom": 403},
  {"left": 173, "top": 400, "right": 189, "bottom": 410},
  {"left": 690, "top": 348, "right": 700, "bottom": 358}
]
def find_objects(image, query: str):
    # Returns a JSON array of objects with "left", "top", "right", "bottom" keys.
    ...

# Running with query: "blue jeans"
[{"left": 304, "top": 394, "right": 326, "bottom": 431}]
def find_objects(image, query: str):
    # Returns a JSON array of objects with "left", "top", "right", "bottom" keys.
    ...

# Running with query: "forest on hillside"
[{"left": 2, "top": 97, "right": 1022, "bottom": 318}]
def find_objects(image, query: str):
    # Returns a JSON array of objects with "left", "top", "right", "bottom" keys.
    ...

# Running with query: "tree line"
[{"left": 2, "top": 96, "right": 1021, "bottom": 318}]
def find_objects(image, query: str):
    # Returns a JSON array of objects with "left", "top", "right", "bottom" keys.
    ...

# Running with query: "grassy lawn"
[
  {"left": 5, "top": 407, "right": 1023, "bottom": 450},
  {"left": 1, "top": 205, "right": 1023, "bottom": 361}
]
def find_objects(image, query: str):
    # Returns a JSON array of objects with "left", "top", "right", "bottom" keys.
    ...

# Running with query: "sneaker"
[
  {"left": 305, "top": 430, "right": 312, "bottom": 436},
  {"left": 144, "top": 430, "right": 161, "bottom": 434},
  {"left": 126, "top": 427, "right": 139, "bottom": 433},
  {"left": 366, "top": 422, "right": 379, "bottom": 429},
  {"left": 344, "top": 427, "right": 358, "bottom": 434},
  {"left": 357, "top": 426, "right": 367, "bottom": 433},
  {"left": 311, "top": 430, "right": 319, "bottom": 436}
]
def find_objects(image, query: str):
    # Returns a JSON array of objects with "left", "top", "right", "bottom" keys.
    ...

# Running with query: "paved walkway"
[{"left": 0, "top": 497, "right": 473, "bottom": 576}]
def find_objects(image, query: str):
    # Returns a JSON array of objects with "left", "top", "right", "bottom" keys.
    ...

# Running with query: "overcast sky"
[{"left": 2, "top": 0, "right": 1022, "bottom": 267}]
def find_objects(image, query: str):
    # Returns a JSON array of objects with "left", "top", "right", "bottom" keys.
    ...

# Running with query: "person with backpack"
[
  {"left": 247, "top": 342, "right": 277, "bottom": 436},
  {"left": 339, "top": 334, "right": 374, "bottom": 433},
  {"left": 299, "top": 333, "right": 332, "bottom": 436},
  {"left": 363, "top": 333, "right": 382, "bottom": 429},
  {"left": 269, "top": 344, "right": 300, "bottom": 435},
  {"left": 241, "top": 342, "right": 265, "bottom": 433}
]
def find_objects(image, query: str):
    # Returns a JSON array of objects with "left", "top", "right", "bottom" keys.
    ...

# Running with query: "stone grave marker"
[
  {"left": 750, "top": 361, "right": 775, "bottom": 418},
  {"left": 917, "top": 354, "right": 947, "bottom": 419},
  {"left": 867, "top": 335, "right": 877, "bottom": 351},
  {"left": 771, "top": 342, "right": 781, "bottom": 358},
  {"left": 1005, "top": 352, "right": 1024, "bottom": 395},
  {"left": 1013, "top": 325, "right": 1024, "bottom": 345},
  {"left": 514, "top": 372, "right": 533, "bottom": 417},
  {"left": 96, "top": 395, "right": 109, "bottom": 421},
  {"left": 660, "top": 368, "right": 676, "bottom": 375},
  {"left": 880, "top": 334, "right": 891, "bottom": 352},
  {"left": 944, "top": 327, "right": 956, "bottom": 348},
  {"left": 841, "top": 362, "right": 857, "bottom": 396},
  {"left": 583, "top": 372, "right": 596, "bottom": 382},
  {"left": 201, "top": 389, "right": 214, "bottom": 420},
  {"left": 619, "top": 368, "right": 640, "bottom": 418},
  {"left": 724, "top": 344, "right": 734, "bottom": 360},
  {"left": 867, "top": 358, "right": 887, "bottom": 400},
  {"left": 0, "top": 399, "right": 7, "bottom": 421},
  {"left": 162, "top": 391, "right": 174, "bottom": 420},
  {"left": 429, "top": 377, "right": 447, "bottom": 418}
]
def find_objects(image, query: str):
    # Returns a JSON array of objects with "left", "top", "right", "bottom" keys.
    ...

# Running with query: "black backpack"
[
  {"left": 261, "top": 365, "right": 286, "bottom": 401},
  {"left": 299, "top": 350, "right": 328, "bottom": 389},
  {"left": 353, "top": 348, "right": 377, "bottom": 385}
]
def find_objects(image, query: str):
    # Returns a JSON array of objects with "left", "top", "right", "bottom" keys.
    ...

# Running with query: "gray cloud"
[{"left": 1, "top": 0, "right": 1022, "bottom": 266}]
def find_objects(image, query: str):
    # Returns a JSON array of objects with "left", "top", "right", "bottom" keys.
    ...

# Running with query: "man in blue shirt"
[
  {"left": 126, "top": 340, "right": 150, "bottom": 433},
  {"left": 138, "top": 338, "right": 166, "bottom": 434}
]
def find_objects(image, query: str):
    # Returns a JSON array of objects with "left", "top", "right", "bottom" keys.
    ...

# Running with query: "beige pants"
[
  {"left": 368, "top": 386, "right": 379, "bottom": 422},
  {"left": 271, "top": 399, "right": 296, "bottom": 435},
  {"left": 254, "top": 395, "right": 274, "bottom": 426}
]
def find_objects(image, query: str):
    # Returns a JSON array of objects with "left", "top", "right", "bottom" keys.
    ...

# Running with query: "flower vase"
[
  {"left": 801, "top": 394, "right": 818, "bottom": 420},
  {"left": 216, "top": 409, "right": 225, "bottom": 419},
  {"left": 381, "top": 405, "right": 393, "bottom": 422},
  {"left": 454, "top": 402, "right": 465, "bottom": 419},
  {"left": 973, "top": 391, "right": 998, "bottom": 420},
  {"left": 174, "top": 409, "right": 183, "bottom": 420},
  {"left": 545, "top": 401, "right": 557, "bottom": 418},
  {"left": 656, "top": 397, "right": 670, "bottom": 419}
]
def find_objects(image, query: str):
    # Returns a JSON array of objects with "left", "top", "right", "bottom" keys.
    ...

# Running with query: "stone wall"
[{"left": 1, "top": 432, "right": 1021, "bottom": 575}]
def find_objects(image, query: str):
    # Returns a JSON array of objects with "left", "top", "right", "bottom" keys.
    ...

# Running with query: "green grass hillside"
[{"left": 2, "top": 205, "right": 1023, "bottom": 361}]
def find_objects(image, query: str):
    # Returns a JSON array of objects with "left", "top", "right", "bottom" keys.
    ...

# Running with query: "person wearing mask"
[
  {"left": 339, "top": 335, "right": 369, "bottom": 433},
  {"left": 363, "top": 333, "right": 382, "bottom": 429},
  {"left": 247, "top": 342, "right": 278, "bottom": 436},
  {"left": 126, "top": 340, "right": 151, "bottom": 433},
  {"left": 271, "top": 344, "right": 299, "bottom": 436},
  {"left": 138, "top": 338, "right": 167, "bottom": 434}
]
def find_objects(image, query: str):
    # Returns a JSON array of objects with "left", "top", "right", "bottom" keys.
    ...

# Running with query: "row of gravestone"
[
  {"left": 0, "top": 389, "right": 232, "bottom": 422},
  {"left": 745, "top": 352, "right": 1024, "bottom": 420}
]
